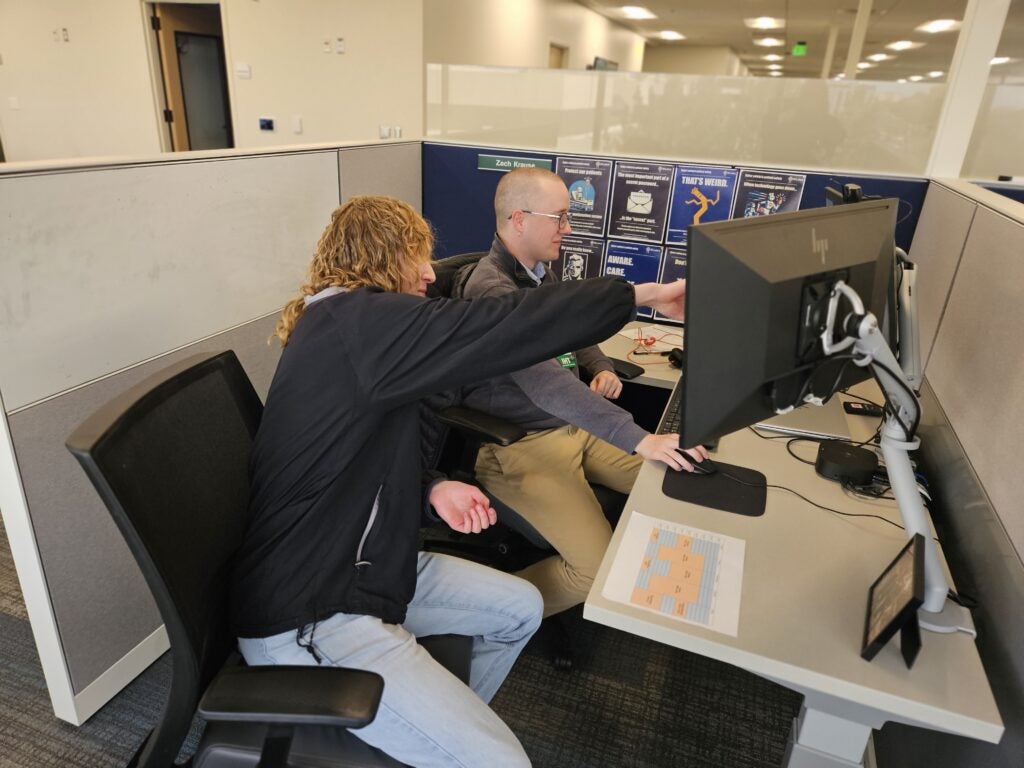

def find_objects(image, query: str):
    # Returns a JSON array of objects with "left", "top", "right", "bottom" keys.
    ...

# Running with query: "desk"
[
  {"left": 598, "top": 320, "right": 681, "bottom": 390},
  {"left": 584, "top": 406, "right": 1003, "bottom": 767}
]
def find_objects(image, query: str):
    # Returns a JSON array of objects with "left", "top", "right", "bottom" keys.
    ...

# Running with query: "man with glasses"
[{"left": 459, "top": 167, "right": 707, "bottom": 627}]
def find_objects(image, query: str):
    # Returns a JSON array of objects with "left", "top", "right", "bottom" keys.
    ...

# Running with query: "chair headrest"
[{"left": 428, "top": 251, "right": 488, "bottom": 299}]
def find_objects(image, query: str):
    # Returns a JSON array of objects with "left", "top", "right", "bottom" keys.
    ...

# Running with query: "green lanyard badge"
[{"left": 557, "top": 352, "right": 578, "bottom": 369}]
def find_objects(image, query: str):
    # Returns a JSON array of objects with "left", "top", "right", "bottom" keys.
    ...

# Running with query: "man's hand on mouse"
[{"left": 635, "top": 435, "right": 709, "bottom": 471}]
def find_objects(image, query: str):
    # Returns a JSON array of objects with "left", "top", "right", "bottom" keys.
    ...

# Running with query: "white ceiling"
[{"left": 578, "top": 0, "right": 1024, "bottom": 81}]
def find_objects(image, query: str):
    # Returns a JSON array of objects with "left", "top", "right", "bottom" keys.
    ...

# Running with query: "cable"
[
  {"left": 948, "top": 590, "right": 979, "bottom": 610},
  {"left": 896, "top": 197, "right": 915, "bottom": 227},
  {"left": 869, "top": 358, "right": 920, "bottom": 439},
  {"left": 718, "top": 470, "right": 908, "bottom": 532},
  {"left": 785, "top": 437, "right": 818, "bottom": 465}
]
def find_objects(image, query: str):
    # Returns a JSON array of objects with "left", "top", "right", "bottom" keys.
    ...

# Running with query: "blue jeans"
[{"left": 238, "top": 551, "right": 542, "bottom": 767}]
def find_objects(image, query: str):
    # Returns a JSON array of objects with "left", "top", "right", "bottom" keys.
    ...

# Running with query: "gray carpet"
[
  {"left": 0, "top": 518, "right": 800, "bottom": 767},
  {"left": 494, "top": 607, "right": 800, "bottom": 768}
]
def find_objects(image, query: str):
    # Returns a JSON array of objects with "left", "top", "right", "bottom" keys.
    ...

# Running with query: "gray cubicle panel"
[
  {"left": 876, "top": 182, "right": 1024, "bottom": 767},
  {"left": 0, "top": 141, "right": 423, "bottom": 724},
  {"left": 6, "top": 317, "right": 281, "bottom": 690},
  {"left": 338, "top": 141, "right": 422, "bottom": 210},
  {"left": 907, "top": 183, "right": 978, "bottom": 372},
  {"left": 925, "top": 204, "right": 1024, "bottom": 558}
]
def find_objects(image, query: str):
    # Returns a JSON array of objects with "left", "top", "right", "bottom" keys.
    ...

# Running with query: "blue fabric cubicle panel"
[
  {"left": 423, "top": 144, "right": 555, "bottom": 258},
  {"left": 800, "top": 173, "right": 927, "bottom": 251},
  {"left": 422, "top": 142, "right": 929, "bottom": 258},
  {"left": 978, "top": 182, "right": 1024, "bottom": 205}
]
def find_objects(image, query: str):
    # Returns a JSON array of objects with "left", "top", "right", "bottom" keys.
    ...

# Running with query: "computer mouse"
[{"left": 690, "top": 457, "right": 718, "bottom": 476}]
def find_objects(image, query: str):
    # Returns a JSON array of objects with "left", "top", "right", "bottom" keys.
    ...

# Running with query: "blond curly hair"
[{"left": 273, "top": 196, "right": 434, "bottom": 345}]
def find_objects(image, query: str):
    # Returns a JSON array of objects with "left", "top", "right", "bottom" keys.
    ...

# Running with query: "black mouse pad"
[{"left": 661, "top": 461, "right": 767, "bottom": 517}]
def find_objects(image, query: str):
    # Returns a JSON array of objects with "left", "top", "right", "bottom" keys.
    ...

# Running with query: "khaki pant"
[{"left": 475, "top": 424, "right": 642, "bottom": 617}]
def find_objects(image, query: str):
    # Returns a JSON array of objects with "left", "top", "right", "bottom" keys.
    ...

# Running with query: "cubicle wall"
[
  {"left": 875, "top": 180, "right": 1024, "bottom": 768},
  {"left": 422, "top": 141, "right": 928, "bottom": 259},
  {"left": 2, "top": 137, "right": 1021, "bottom": 766},
  {"left": 0, "top": 141, "right": 421, "bottom": 723}
]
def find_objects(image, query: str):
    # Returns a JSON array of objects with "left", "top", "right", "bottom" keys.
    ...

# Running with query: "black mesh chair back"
[
  {"left": 427, "top": 251, "right": 487, "bottom": 299},
  {"left": 66, "top": 351, "right": 262, "bottom": 766}
]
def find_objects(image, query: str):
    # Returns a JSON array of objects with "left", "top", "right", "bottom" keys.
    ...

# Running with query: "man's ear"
[{"left": 506, "top": 210, "right": 525, "bottom": 236}]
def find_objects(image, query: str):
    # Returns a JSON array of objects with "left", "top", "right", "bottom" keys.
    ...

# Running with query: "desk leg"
[{"left": 782, "top": 706, "right": 872, "bottom": 768}]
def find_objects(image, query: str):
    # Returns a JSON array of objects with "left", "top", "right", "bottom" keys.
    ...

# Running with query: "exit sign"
[{"left": 792, "top": 41, "right": 807, "bottom": 57}]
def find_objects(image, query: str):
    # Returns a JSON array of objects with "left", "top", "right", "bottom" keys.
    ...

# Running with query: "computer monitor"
[{"left": 679, "top": 199, "right": 898, "bottom": 448}]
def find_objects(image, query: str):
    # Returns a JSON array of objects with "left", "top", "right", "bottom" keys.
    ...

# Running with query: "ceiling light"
[
  {"left": 897, "top": 78, "right": 907, "bottom": 83},
  {"left": 857, "top": 62, "right": 875, "bottom": 70},
  {"left": 621, "top": 6, "right": 656, "bottom": 20},
  {"left": 658, "top": 30, "right": 685, "bottom": 41},
  {"left": 928, "top": 71, "right": 944, "bottom": 78},
  {"left": 769, "top": 71, "right": 783, "bottom": 77},
  {"left": 762, "top": 54, "right": 783, "bottom": 62},
  {"left": 745, "top": 17, "right": 785, "bottom": 30},
  {"left": 867, "top": 53, "right": 892, "bottom": 62},
  {"left": 886, "top": 40, "right": 925, "bottom": 51},
  {"left": 767, "top": 64, "right": 782, "bottom": 70},
  {"left": 753, "top": 37, "right": 785, "bottom": 47},
  {"left": 916, "top": 19, "right": 961, "bottom": 34},
  {"left": 908, "top": 75, "right": 924, "bottom": 82},
  {"left": 992, "top": 56, "right": 1011, "bottom": 65}
]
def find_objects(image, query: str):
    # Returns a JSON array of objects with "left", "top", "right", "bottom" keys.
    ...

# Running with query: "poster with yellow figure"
[{"left": 666, "top": 165, "right": 739, "bottom": 244}]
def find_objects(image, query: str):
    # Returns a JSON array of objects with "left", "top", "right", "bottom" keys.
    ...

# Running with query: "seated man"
[
  {"left": 461, "top": 167, "right": 707, "bottom": 618},
  {"left": 229, "top": 195, "right": 691, "bottom": 767}
]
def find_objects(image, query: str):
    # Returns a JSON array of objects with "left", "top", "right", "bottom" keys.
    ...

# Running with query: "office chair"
[
  {"left": 423, "top": 252, "right": 629, "bottom": 669},
  {"left": 66, "top": 351, "right": 471, "bottom": 768}
]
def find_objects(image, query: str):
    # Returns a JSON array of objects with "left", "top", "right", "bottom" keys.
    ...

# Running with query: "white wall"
[
  {"left": 424, "top": 0, "right": 644, "bottom": 72},
  {"left": 0, "top": 0, "right": 424, "bottom": 163},
  {"left": 222, "top": 0, "right": 423, "bottom": 148},
  {"left": 643, "top": 45, "right": 748, "bottom": 77},
  {"left": 0, "top": 0, "right": 163, "bottom": 162}
]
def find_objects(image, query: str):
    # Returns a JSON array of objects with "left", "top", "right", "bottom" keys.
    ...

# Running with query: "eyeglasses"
[{"left": 509, "top": 210, "right": 571, "bottom": 229}]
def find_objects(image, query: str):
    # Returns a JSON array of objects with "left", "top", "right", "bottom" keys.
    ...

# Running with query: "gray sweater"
[{"left": 460, "top": 236, "right": 649, "bottom": 454}]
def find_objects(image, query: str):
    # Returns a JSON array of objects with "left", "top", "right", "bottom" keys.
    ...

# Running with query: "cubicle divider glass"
[
  {"left": 963, "top": 83, "right": 1024, "bottom": 181},
  {"left": 426, "top": 64, "right": 948, "bottom": 177}
]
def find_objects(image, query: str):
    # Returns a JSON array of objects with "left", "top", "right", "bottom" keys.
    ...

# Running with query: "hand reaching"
[{"left": 633, "top": 279, "right": 686, "bottom": 320}]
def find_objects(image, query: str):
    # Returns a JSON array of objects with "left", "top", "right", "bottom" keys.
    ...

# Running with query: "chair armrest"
[
  {"left": 198, "top": 665, "right": 384, "bottom": 729},
  {"left": 437, "top": 406, "right": 527, "bottom": 447}
]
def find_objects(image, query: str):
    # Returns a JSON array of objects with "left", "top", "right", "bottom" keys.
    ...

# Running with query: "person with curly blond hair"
[{"left": 229, "top": 195, "right": 690, "bottom": 767}]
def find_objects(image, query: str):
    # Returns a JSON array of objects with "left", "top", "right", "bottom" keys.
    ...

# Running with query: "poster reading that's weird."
[
  {"left": 731, "top": 169, "right": 806, "bottom": 219},
  {"left": 555, "top": 157, "right": 612, "bottom": 237},
  {"left": 608, "top": 162, "right": 673, "bottom": 243},
  {"left": 666, "top": 166, "right": 739, "bottom": 244}
]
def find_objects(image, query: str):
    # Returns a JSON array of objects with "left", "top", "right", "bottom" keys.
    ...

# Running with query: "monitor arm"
[{"left": 820, "top": 281, "right": 953, "bottom": 618}]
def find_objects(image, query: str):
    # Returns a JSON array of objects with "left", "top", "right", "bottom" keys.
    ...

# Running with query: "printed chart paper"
[{"left": 603, "top": 512, "right": 745, "bottom": 637}]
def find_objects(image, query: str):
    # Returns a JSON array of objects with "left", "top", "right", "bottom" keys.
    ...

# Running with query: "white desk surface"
[
  {"left": 599, "top": 321, "right": 682, "bottom": 390},
  {"left": 585, "top": 405, "right": 1003, "bottom": 744}
]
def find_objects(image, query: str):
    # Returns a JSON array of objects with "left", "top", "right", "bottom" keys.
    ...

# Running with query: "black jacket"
[{"left": 230, "top": 278, "right": 636, "bottom": 637}]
